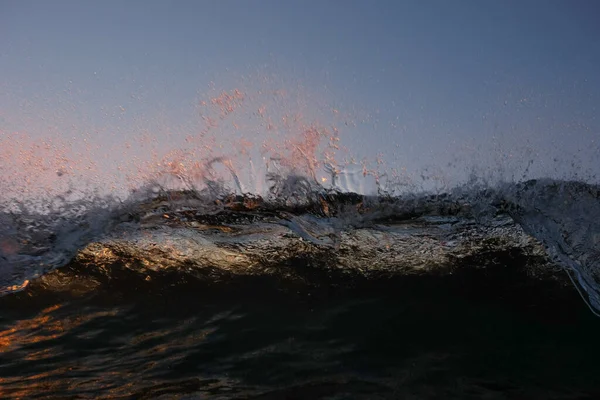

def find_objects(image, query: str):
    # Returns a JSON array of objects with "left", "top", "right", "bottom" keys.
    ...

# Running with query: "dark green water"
[{"left": 1, "top": 256, "right": 599, "bottom": 399}]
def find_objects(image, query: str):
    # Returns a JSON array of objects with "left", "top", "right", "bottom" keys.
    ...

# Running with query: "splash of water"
[{"left": 1, "top": 80, "right": 599, "bottom": 317}]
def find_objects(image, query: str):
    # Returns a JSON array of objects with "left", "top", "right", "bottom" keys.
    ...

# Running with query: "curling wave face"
[{"left": 1, "top": 175, "right": 599, "bottom": 316}]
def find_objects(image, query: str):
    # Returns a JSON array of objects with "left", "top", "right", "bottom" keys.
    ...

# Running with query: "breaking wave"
[
  {"left": 1, "top": 166, "right": 599, "bottom": 317},
  {"left": 1, "top": 87, "right": 599, "bottom": 319}
]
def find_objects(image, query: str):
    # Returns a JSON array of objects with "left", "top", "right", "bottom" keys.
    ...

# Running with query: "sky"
[{"left": 1, "top": 0, "right": 599, "bottom": 196}]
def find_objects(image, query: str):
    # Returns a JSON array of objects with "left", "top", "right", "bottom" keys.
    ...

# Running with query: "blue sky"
[{"left": 1, "top": 0, "right": 599, "bottom": 193}]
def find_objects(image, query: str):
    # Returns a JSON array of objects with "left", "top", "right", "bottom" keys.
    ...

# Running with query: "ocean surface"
[{"left": 1, "top": 176, "right": 600, "bottom": 399}]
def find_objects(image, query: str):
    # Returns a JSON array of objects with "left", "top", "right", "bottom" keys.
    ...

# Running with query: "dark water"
[{"left": 1, "top": 255, "right": 599, "bottom": 399}]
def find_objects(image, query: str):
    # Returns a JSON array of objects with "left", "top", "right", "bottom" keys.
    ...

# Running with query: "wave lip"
[{"left": 67, "top": 188, "right": 553, "bottom": 280}]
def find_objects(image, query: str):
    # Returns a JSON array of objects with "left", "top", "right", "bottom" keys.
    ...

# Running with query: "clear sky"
[{"left": 1, "top": 0, "right": 599, "bottom": 196}]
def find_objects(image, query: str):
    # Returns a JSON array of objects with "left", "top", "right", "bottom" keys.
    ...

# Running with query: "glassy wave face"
[
  {"left": 1, "top": 176, "right": 600, "bottom": 398},
  {"left": 1, "top": 174, "right": 599, "bottom": 312}
]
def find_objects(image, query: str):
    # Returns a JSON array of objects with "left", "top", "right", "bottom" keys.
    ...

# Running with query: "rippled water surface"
[{"left": 1, "top": 256, "right": 599, "bottom": 399}]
